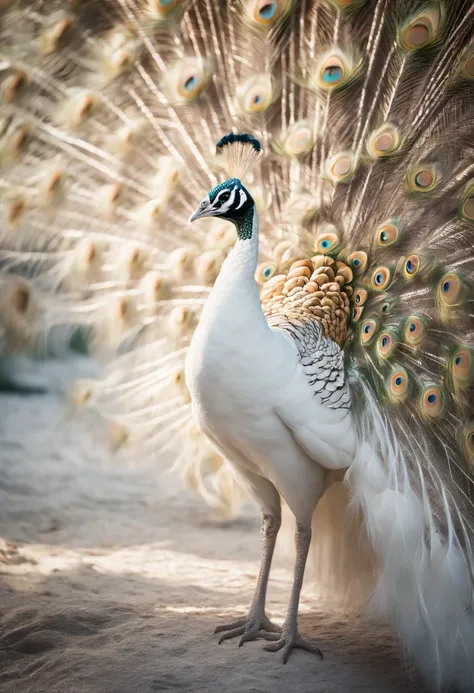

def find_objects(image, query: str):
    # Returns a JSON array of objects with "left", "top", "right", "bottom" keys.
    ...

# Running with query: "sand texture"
[{"left": 0, "top": 358, "right": 426, "bottom": 693}]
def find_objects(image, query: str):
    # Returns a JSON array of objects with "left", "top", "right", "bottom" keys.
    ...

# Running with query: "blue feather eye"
[
  {"left": 438, "top": 272, "right": 464, "bottom": 308},
  {"left": 259, "top": 2, "right": 277, "bottom": 19},
  {"left": 376, "top": 330, "right": 397, "bottom": 359},
  {"left": 403, "top": 315, "right": 425, "bottom": 347},
  {"left": 403, "top": 254, "right": 420, "bottom": 279},
  {"left": 388, "top": 366, "right": 409, "bottom": 401},
  {"left": 375, "top": 219, "right": 401, "bottom": 247},
  {"left": 360, "top": 318, "right": 378, "bottom": 345},
  {"left": 420, "top": 385, "right": 445, "bottom": 419},
  {"left": 152, "top": 0, "right": 180, "bottom": 18},
  {"left": 348, "top": 251, "right": 368, "bottom": 271},
  {"left": 184, "top": 75, "right": 197, "bottom": 91},
  {"left": 323, "top": 65, "right": 343, "bottom": 84},
  {"left": 353, "top": 289, "right": 368, "bottom": 306},
  {"left": 256, "top": 261, "right": 276, "bottom": 284},
  {"left": 250, "top": 0, "right": 287, "bottom": 26},
  {"left": 371, "top": 265, "right": 391, "bottom": 291}
]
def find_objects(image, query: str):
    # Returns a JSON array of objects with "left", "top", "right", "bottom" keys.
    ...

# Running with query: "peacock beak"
[{"left": 189, "top": 196, "right": 212, "bottom": 223}]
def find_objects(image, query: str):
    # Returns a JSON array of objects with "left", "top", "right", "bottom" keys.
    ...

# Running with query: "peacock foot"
[
  {"left": 263, "top": 625, "right": 324, "bottom": 664},
  {"left": 215, "top": 612, "right": 281, "bottom": 646}
]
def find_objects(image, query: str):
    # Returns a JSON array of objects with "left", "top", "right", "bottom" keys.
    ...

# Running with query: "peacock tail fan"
[{"left": 0, "top": 0, "right": 473, "bottom": 532}]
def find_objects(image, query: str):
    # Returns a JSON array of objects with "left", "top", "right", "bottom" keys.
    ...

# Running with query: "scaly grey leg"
[
  {"left": 215, "top": 511, "right": 282, "bottom": 645},
  {"left": 264, "top": 521, "right": 323, "bottom": 663}
]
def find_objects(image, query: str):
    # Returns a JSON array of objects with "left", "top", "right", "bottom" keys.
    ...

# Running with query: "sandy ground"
[{"left": 0, "top": 358, "right": 426, "bottom": 693}]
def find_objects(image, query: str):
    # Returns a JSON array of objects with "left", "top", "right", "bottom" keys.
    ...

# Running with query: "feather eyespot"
[
  {"left": 348, "top": 251, "right": 368, "bottom": 270},
  {"left": 149, "top": 0, "right": 180, "bottom": 17},
  {"left": 237, "top": 74, "right": 277, "bottom": 114},
  {"left": 403, "top": 254, "right": 420, "bottom": 279},
  {"left": 315, "top": 231, "right": 339, "bottom": 255},
  {"left": 406, "top": 164, "right": 439, "bottom": 194},
  {"left": 437, "top": 272, "right": 464, "bottom": 308},
  {"left": 403, "top": 316, "right": 425, "bottom": 346},
  {"left": 255, "top": 262, "right": 276, "bottom": 284},
  {"left": 170, "top": 58, "right": 210, "bottom": 102},
  {"left": 449, "top": 346, "right": 473, "bottom": 387},
  {"left": 322, "top": 60, "right": 343, "bottom": 85},
  {"left": 353, "top": 288, "right": 368, "bottom": 306},
  {"left": 461, "top": 52, "right": 474, "bottom": 79},
  {"left": 178, "top": 71, "right": 201, "bottom": 98},
  {"left": 376, "top": 331, "right": 396, "bottom": 359},
  {"left": 360, "top": 318, "right": 377, "bottom": 345},
  {"left": 459, "top": 180, "right": 474, "bottom": 224},
  {"left": 370, "top": 266, "right": 392, "bottom": 291},
  {"left": 388, "top": 367, "right": 409, "bottom": 401},
  {"left": 281, "top": 120, "right": 315, "bottom": 157},
  {"left": 367, "top": 124, "right": 402, "bottom": 159},
  {"left": 375, "top": 218, "right": 401, "bottom": 247},
  {"left": 249, "top": 0, "right": 289, "bottom": 26},
  {"left": 398, "top": 5, "right": 444, "bottom": 52},
  {"left": 377, "top": 296, "right": 398, "bottom": 316},
  {"left": 313, "top": 49, "right": 361, "bottom": 92},
  {"left": 420, "top": 385, "right": 445, "bottom": 419},
  {"left": 352, "top": 305, "right": 364, "bottom": 321},
  {"left": 326, "top": 151, "right": 356, "bottom": 183},
  {"left": 462, "top": 423, "right": 474, "bottom": 467}
]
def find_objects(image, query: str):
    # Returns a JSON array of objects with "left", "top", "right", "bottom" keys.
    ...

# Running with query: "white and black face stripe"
[
  {"left": 212, "top": 185, "right": 241, "bottom": 215},
  {"left": 236, "top": 188, "right": 247, "bottom": 210}
]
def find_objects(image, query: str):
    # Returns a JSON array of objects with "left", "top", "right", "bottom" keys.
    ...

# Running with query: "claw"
[
  {"left": 214, "top": 613, "right": 281, "bottom": 647},
  {"left": 263, "top": 628, "right": 323, "bottom": 663},
  {"left": 214, "top": 618, "right": 246, "bottom": 634},
  {"left": 218, "top": 626, "right": 246, "bottom": 644}
]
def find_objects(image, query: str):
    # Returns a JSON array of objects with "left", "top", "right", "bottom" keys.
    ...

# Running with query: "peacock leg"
[
  {"left": 264, "top": 521, "right": 323, "bottom": 663},
  {"left": 215, "top": 511, "right": 282, "bottom": 645}
]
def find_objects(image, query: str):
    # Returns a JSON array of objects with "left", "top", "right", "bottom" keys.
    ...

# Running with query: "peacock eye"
[
  {"left": 259, "top": 2, "right": 277, "bottom": 19},
  {"left": 323, "top": 65, "right": 343, "bottom": 83},
  {"left": 403, "top": 254, "right": 420, "bottom": 279},
  {"left": 184, "top": 75, "right": 197, "bottom": 91},
  {"left": 251, "top": 0, "right": 285, "bottom": 26}
]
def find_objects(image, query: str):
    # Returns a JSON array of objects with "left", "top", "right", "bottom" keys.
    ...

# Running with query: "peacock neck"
[
  {"left": 197, "top": 204, "right": 268, "bottom": 338},
  {"left": 226, "top": 204, "right": 260, "bottom": 278},
  {"left": 235, "top": 205, "right": 256, "bottom": 243}
]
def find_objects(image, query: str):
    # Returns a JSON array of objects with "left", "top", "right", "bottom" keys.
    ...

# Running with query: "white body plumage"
[{"left": 186, "top": 210, "right": 356, "bottom": 524}]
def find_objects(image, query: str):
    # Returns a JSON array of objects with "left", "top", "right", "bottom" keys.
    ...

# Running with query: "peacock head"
[
  {"left": 188, "top": 178, "right": 255, "bottom": 224},
  {"left": 189, "top": 133, "right": 261, "bottom": 237}
]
